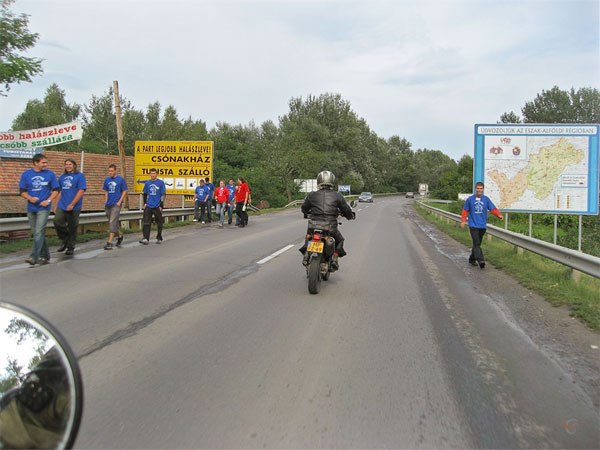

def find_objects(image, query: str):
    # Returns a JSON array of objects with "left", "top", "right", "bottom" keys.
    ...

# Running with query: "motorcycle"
[
  {"left": 303, "top": 201, "right": 356, "bottom": 295},
  {"left": 0, "top": 301, "right": 83, "bottom": 449}
]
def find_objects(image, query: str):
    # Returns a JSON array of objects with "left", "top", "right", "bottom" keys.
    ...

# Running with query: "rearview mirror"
[
  {"left": 0, "top": 302, "right": 83, "bottom": 449},
  {"left": 350, "top": 200, "right": 357, "bottom": 208}
]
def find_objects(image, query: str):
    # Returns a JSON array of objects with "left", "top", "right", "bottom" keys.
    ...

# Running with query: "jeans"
[
  {"left": 469, "top": 227, "right": 487, "bottom": 263},
  {"left": 54, "top": 209, "right": 81, "bottom": 248},
  {"left": 227, "top": 203, "right": 234, "bottom": 223},
  {"left": 216, "top": 202, "right": 227, "bottom": 225},
  {"left": 27, "top": 209, "right": 51, "bottom": 262},
  {"left": 143, "top": 206, "right": 163, "bottom": 240}
]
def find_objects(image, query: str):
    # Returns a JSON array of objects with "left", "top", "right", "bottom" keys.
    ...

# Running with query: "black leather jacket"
[{"left": 301, "top": 188, "right": 354, "bottom": 222}]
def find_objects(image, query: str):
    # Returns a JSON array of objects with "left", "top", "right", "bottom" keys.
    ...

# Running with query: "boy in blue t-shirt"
[
  {"left": 19, "top": 153, "right": 59, "bottom": 265},
  {"left": 461, "top": 182, "right": 503, "bottom": 268},
  {"left": 194, "top": 179, "right": 210, "bottom": 223},
  {"left": 205, "top": 177, "right": 215, "bottom": 222},
  {"left": 140, "top": 168, "right": 166, "bottom": 244},
  {"left": 53, "top": 158, "right": 87, "bottom": 255},
  {"left": 102, "top": 164, "right": 128, "bottom": 250},
  {"left": 225, "top": 179, "right": 236, "bottom": 224}
]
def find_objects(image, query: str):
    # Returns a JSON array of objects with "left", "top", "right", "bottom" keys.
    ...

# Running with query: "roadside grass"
[{"left": 414, "top": 203, "right": 600, "bottom": 330}]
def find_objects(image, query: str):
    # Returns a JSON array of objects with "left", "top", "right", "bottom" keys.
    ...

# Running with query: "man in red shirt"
[
  {"left": 214, "top": 180, "right": 230, "bottom": 227},
  {"left": 235, "top": 176, "right": 250, "bottom": 228}
]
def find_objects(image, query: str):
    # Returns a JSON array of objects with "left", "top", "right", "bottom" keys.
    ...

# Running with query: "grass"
[{"left": 414, "top": 203, "right": 600, "bottom": 330}]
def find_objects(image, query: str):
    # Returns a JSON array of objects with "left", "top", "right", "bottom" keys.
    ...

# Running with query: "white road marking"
[{"left": 257, "top": 244, "right": 295, "bottom": 265}]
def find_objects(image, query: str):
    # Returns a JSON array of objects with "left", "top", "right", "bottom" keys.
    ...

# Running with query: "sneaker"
[
  {"left": 65, "top": 248, "right": 74, "bottom": 256},
  {"left": 25, "top": 258, "right": 36, "bottom": 265},
  {"left": 218, "top": 224, "right": 223, "bottom": 228},
  {"left": 201, "top": 221, "right": 205, "bottom": 224},
  {"left": 469, "top": 260, "right": 478, "bottom": 266},
  {"left": 479, "top": 261, "right": 486, "bottom": 269},
  {"left": 104, "top": 242, "right": 113, "bottom": 250},
  {"left": 139, "top": 239, "right": 149, "bottom": 245},
  {"left": 193, "top": 219, "right": 198, "bottom": 222},
  {"left": 156, "top": 238, "right": 163, "bottom": 244},
  {"left": 56, "top": 243, "right": 67, "bottom": 252},
  {"left": 228, "top": 220, "right": 232, "bottom": 225},
  {"left": 116, "top": 235, "right": 124, "bottom": 247},
  {"left": 39, "top": 258, "right": 50, "bottom": 265}
]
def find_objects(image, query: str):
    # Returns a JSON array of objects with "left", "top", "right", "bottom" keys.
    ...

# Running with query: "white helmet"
[{"left": 317, "top": 170, "right": 335, "bottom": 187}]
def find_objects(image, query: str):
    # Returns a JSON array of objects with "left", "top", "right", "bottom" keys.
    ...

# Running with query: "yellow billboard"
[{"left": 134, "top": 141, "right": 213, "bottom": 194}]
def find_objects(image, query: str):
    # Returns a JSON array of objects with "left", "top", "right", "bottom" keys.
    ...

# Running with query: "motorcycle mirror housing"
[
  {"left": 0, "top": 301, "right": 83, "bottom": 449},
  {"left": 350, "top": 200, "right": 357, "bottom": 208}
]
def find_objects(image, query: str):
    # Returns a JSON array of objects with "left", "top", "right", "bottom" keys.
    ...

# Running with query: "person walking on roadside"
[
  {"left": 205, "top": 177, "right": 215, "bottom": 223},
  {"left": 214, "top": 180, "right": 230, "bottom": 227},
  {"left": 235, "top": 176, "right": 250, "bottom": 228},
  {"left": 461, "top": 181, "right": 503, "bottom": 269},
  {"left": 194, "top": 179, "right": 210, "bottom": 223},
  {"left": 52, "top": 158, "right": 87, "bottom": 256},
  {"left": 226, "top": 178, "right": 236, "bottom": 224},
  {"left": 19, "top": 153, "right": 59, "bottom": 265},
  {"left": 103, "top": 164, "right": 128, "bottom": 250},
  {"left": 139, "top": 168, "right": 166, "bottom": 245}
]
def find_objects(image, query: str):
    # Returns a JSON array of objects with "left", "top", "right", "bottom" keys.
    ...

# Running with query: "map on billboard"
[{"left": 474, "top": 125, "right": 599, "bottom": 215}]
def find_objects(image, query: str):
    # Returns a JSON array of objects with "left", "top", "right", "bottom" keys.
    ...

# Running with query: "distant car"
[
  {"left": 405, "top": 191, "right": 415, "bottom": 198},
  {"left": 358, "top": 192, "right": 373, "bottom": 202}
]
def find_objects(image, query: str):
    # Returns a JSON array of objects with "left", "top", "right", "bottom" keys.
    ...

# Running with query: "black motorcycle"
[{"left": 303, "top": 201, "right": 356, "bottom": 295}]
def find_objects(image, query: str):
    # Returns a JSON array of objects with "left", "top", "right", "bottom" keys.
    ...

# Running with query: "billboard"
[
  {"left": 134, "top": 141, "right": 213, "bottom": 194},
  {"left": 474, "top": 124, "right": 599, "bottom": 214},
  {"left": 1, "top": 121, "right": 83, "bottom": 157}
]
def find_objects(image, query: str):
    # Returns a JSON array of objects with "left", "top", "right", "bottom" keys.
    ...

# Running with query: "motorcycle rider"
[{"left": 299, "top": 170, "right": 354, "bottom": 270}]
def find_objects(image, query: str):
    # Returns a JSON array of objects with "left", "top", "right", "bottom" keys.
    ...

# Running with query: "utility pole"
[{"left": 113, "top": 80, "right": 129, "bottom": 209}]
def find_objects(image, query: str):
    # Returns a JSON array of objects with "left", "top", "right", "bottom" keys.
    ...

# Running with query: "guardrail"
[
  {"left": 0, "top": 208, "right": 196, "bottom": 234},
  {"left": 417, "top": 201, "right": 600, "bottom": 279}
]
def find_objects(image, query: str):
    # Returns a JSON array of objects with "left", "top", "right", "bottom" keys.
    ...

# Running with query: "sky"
[{"left": 2, "top": 0, "right": 599, "bottom": 161}]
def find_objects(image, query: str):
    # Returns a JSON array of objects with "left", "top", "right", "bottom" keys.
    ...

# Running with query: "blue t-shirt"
[
  {"left": 103, "top": 176, "right": 128, "bottom": 206},
  {"left": 195, "top": 185, "right": 210, "bottom": 202},
  {"left": 143, "top": 178, "right": 166, "bottom": 209},
  {"left": 19, "top": 168, "right": 59, "bottom": 212},
  {"left": 226, "top": 184, "right": 236, "bottom": 201},
  {"left": 58, "top": 172, "right": 87, "bottom": 211},
  {"left": 463, "top": 194, "right": 497, "bottom": 229}
]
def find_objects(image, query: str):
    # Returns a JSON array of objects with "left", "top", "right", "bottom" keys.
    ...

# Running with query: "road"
[{"left": 1, "top": 197, "right": 598, "bottom": 448}]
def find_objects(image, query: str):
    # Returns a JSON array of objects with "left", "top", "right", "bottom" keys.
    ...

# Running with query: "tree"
[
  {"left": 0, "top": 0, "right": 43, "bottom": 95},
  {"left": 499, "top": 111, "right": 522, "bottom": 123},
  {"left": 521, "top": 86, "right": 600, "bottom": 123},
  {"left": 11, "top": 83, "right": 81, "bottom": 151}
]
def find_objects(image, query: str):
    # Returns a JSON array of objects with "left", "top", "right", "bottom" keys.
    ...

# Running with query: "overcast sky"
[{"left": 2, "top": 0, "right": 599, "bottom": 161}]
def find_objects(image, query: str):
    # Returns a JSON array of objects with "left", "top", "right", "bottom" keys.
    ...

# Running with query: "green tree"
[
  {"left": 0, "top": 0, "right": 43, "bottom": 95},
  {"left": 11, "top": 83, "right": 81, "bottom": 151},
  {"left": 521, "top": 86, "right": 600, "bottom": 123},
  {"left": 499, "top": 111, "right": 522, "bottom": 123}
]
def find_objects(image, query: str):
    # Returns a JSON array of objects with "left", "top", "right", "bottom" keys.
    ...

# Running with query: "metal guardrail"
[
  {"left": 417, "top": 201, "right": 600, "bottom": 278},
  {"left": 0, "top": 208, "right": 195, "bottom": 233},
  {"left": 0, "top": 204, "right": 263, "bottom": 234}
]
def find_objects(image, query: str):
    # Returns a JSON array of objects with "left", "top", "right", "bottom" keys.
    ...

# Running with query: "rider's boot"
[{"left": 330, "top": 253, "right": 339, "bottom": 271}]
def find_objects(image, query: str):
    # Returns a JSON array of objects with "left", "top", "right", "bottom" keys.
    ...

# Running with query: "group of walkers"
[
  {"left": 18, "top": 153, "right": 251, "bottom": 266},
  {"left": 193, "top": 177, "right": 250, "bottom": 228}
]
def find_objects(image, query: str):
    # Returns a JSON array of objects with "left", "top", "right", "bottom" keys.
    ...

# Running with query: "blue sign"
[
  {"left": 338, "top": 185, "right": 351, "bottom": 193},
  {"left": 474, "top": 124, "right": 599, "bottom": 215},
  {"left": 0, "top": 147, "right": 43, "bottom": 159}
]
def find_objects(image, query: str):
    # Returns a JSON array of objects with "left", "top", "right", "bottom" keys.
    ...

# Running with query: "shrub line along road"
[{"left": 0, "top": 197, "right": 597, "bottom": 448}]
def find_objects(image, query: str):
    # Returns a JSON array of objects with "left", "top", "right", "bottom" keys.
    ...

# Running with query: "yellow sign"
[{"left": 134, "top": 141, "right": 213, "bottom": 194}]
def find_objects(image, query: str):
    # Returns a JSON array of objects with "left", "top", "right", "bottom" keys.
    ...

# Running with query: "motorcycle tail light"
[{"left": 313, "top": 234, "right": 321, "bottom": 241}]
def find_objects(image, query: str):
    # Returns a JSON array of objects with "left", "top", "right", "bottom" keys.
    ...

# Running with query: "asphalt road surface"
[{"left": 1, "top": 197, "right": 598, "bottom": 448}]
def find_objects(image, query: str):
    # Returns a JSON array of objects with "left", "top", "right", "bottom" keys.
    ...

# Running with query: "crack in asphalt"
[{"left": 78, "top": 263, "right": 259, "bottom": 359}]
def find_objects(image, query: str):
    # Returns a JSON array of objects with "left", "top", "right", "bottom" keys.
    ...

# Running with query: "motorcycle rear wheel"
[{"left": 308, "top": 256, "right": 321, "bottom": 294}]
